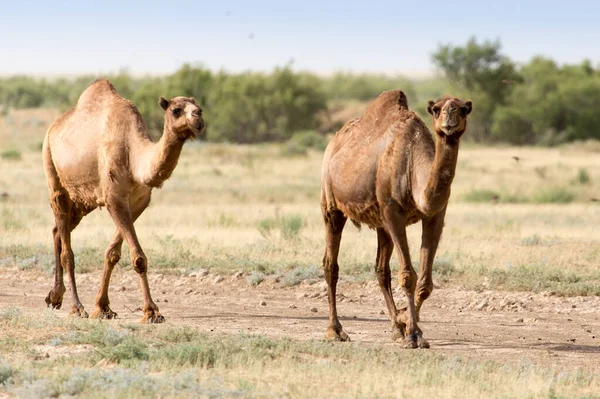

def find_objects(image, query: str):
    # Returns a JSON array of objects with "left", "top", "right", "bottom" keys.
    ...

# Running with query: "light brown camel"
[
  {"left": 42, "top": 79, "right": 204, "bottom": 323},
  {"left": 320, "top": 90, "right": 472, "bottom": 348}
]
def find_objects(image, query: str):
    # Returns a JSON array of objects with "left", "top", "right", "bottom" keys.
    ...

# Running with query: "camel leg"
[
  {"left": 92, "top": 196, "right": 149, "bottom": 320},
  {"left": 322, "top": 207, "right": 348, "bottom": 341},
  {"left": 383, "top": 202, "right": 423, "bottom": 349},
  {"left": 48, "top": 193, "right": 87, "bottom": 317},
  {"left": 375, "top": 228, "right": 406, "bottom": 341},
  {"left": 90, "top": 230, "right": 122, "bottom": 320},
  {"left": 415, "top": 207, "right": 447, "bottom": 315},
  {"left": 45, "top": 226, "right": 65, "bottom": 309},
  {"left": 106, "top": 197, "right": 163, "bottom": 323}
]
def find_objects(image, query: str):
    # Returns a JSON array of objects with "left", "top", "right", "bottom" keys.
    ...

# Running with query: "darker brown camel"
[
  {"left": 42, "top": 79, "right": 204, "bottom": 323},
  {"left": 320, "top": 90, "right": 472, "bottom": 348}
]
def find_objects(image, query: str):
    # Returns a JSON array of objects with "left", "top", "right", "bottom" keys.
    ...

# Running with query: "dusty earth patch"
[{"left": 1, "top": 267, "right": 600, "bottom": 369}]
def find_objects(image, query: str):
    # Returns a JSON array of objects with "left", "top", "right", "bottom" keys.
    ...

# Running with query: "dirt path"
[{"left": 2, "top": 267, "right": 600, "bottom": 369}]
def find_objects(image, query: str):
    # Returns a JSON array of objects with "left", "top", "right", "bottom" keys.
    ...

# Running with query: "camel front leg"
[
  {"left": 322, "top": 207, "right": 348, "bottom": 341},
  {"left": 383, "top": 202, "right": 426, "bottom": 349},
  {"left": 92, "top": 196, "right": 150, "bottom": 320},
  {"left": 91, "top": 230, "right": 123, "bottom": 320},
  {"left": 107, "top": 198, "right": 163, "bottom": 324},
  {"left": 374, "top": 228, "right": 405, "bottom": 341},
  {"left": 416, "top": 206, "right": 447, "bottom": 315}
]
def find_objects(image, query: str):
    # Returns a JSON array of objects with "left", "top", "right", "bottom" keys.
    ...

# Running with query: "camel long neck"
[
  {"left": 137, "top": 127, "right": 185, "bottom": 188},
  {"left": 416, "top": 135, "right": 460, "bottom": 216}
]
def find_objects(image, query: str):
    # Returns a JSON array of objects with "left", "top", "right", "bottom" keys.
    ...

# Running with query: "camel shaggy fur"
[
  {"left": 320, "top": 90, "right": 472, "bottom": 348},
  {"left": 42, "top": 79, "right": 204, "bottom": 323}
]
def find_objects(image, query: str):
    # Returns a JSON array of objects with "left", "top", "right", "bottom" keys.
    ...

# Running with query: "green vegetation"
[{"left": 4, "top": 38, "right": 599, "bottom": 145}]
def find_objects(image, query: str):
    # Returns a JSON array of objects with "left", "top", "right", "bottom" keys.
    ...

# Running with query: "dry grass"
[{"left": 1, "top": 309, "right": 600, "bottom": 398}]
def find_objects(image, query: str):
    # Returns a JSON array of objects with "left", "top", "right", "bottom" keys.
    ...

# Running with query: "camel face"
[
  {"left": 427, "top": 97, "right": 472, "bottom": 137},
  {"left": 159, "top": 96, "right": 204, "bottom": 140}
]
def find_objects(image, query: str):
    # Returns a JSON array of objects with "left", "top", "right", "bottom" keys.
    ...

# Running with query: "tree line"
[{"left": 1, "top": 38, "right": 599, "bottom": 146}]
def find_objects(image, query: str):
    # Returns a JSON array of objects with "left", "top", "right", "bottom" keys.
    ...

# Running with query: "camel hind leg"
[
  {"left": 45, "top": 226, "right": 65, "bottom": 309},
  {"left": 321, "top": 204, "right": 348, "bottom": 341},
  {"left": 48, "top": 191, "right": 87, "bottom": 317}
]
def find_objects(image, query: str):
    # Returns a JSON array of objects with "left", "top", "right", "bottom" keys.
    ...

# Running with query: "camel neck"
[
  {"left": 137, "top": 127, "right": 185, "bottom": 188},
  {"left": 416, "top": 133, "right": 460, "bottom": 216}
]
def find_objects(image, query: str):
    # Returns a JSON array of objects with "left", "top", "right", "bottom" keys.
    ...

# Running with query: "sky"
[{"left": 1, "top": 0, "right": 599, "bottom": 77}]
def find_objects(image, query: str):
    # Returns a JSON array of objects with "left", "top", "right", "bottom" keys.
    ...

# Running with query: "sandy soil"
[{"left": 2, "top": 267, "right": 600, "bottom": 369}]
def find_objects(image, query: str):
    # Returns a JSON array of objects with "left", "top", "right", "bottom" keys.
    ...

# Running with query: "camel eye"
[{"left": 172, "top": 108, "right": 182, "bottom": 117}]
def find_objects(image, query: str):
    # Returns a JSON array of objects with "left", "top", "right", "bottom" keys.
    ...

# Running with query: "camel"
[
  {"left": 320, "top": 90, "right": 472, "bottom": 348},
  {"left": 42, "top": 79, "right": 204, "bottom": 323}
]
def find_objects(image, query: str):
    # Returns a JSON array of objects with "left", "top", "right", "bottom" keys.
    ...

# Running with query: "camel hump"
[
  {"left": 369, "top": 89, "right": 409, "bottom": 112},
  {"left": 76, "top": 79, "right": 120, "bottom": 108}
]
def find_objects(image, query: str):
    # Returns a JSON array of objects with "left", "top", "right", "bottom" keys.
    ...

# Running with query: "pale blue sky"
[{"left": 1, "top": 0, "right": 599, "bottom": 76}]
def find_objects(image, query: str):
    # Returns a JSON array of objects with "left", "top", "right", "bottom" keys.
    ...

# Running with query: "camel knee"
[
  {"left": 416, "top": 281, "right": 434, "bottom": 304},
  {"left": 132, "top": 254, "right": 147, "bottom": 274},
  {"left": 399, "top": 270, "right": 417, "bottom": 293},
  {"left": 105, "top": 246, "right": 122, "bottom": 268}
]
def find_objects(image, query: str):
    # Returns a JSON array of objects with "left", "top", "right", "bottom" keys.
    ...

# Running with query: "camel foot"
[
  {"left": 69, "top": 304, "right": 89, "bottom": 318},
  {"left": 401, "top": 331, "right": 429, "bottom": 349},
  {"left": 326, "top": 326, "right": 351, "bottom": 342},
  {"left": 141, "top": 309, "right": 165, "bottom": 324},
  {"left": 45, "top": 287, "right": 65, "bottom": 309},
  {"left": 91, "top": 307, "right": 118, "bottom": 320},
  {"left": 391, "top": 324, "right": 405, "bottom": 342}
]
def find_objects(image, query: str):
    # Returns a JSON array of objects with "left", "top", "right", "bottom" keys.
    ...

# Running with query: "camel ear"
[
  {"left": 462, "top": 100, "right": 473, "bottom": 116},
  {"left": 188, "top": 97, "right": 197, "bottom": 105},
  {"left": 158, "top": 97, "right": 169, "bottom": 111},
  {"left": 427, "top": 100, "right": 436, "bottom": 116}
]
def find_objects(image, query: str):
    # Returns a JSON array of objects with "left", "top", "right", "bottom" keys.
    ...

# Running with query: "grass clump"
[
  {"left": 532, "top": 187, "right": 575, "bottom": 204},
  {"left": 257, "top": 214, "right": 304, "bottom": 240},
  {"left": 281, "top": 264, "right": 321, "bottom": 286},
  {"left": 247, "top": 271, "right": 265, "bottom": 286},
  {"left": 573, "top": 168, "right": 591, "bottom": 185},
  {"left": 0, "top": 150, "right": 21, "bottom": 160},
  {"left": 461, "top": 189, "right": 499, "bottom": 203}
]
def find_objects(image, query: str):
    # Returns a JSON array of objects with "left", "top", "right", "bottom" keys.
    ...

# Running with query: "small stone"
[
  {"left": 514, "top": 318, "right": 524, "bottom": 323},
  {"left": 260, "top": 301, "right": 267, "bottom": 306},
  {"left": 288, "top": 304, "right": 297, "bottom": 309},
  {"left": 233, "top": 271, "right": 244, "bottom": 279},
  {"left": 310, "top": 307, "right": 318, "bottom": 313},
  {"left": 571, "top": 304, "right": 577, "bottom": 308},
  {"left": 296, "top": 292, "right": 307, "bottom": 299},
  {"left": 198, "top": 269, "right": 209, "bottom": 277},
  {"left": 380, "top": 310, "right": 386, "bottom": 315},
  {"left": 117, "top": 286, "right": 126, "bottom": 292},
  {"left": 164, "top": 299, "right": 168, "bottom": 303},
  {"left": 185, "top": 289, "right": 194, "bottom": 295},
  {"left": 213, "top": 276, "right": 224, "bottom": 285}
]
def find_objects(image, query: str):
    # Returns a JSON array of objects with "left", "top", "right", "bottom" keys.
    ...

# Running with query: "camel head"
[
  {"left": 427, "top": 97, "right": 472, "bottom": 139},
  {"left": 159, "top": 96, "right": 205, "bottom": 140}
]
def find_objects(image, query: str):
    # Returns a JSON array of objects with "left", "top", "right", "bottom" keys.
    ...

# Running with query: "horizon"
[{"left": 1, "top": 1, "right": 599, "bottom": 78}]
